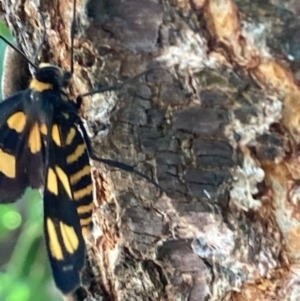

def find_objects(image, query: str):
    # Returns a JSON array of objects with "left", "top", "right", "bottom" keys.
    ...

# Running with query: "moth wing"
[
  {"left": 0, "top": 91, "right": 44, "bottom": 202},
  {"left": 43, "top": 121, "right": 87, "bottom": 293}
]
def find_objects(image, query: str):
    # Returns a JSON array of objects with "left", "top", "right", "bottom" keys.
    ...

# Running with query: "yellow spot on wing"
[
  {"left": 66, "top": 128, "right": 76, "bottom": 145},
  {"left": 67, "top": 144, "right": 86, "bottom": 164},
  {"left": 73, "top": 184, "right": 93, "bottom": 200},
  {"left": 47, "top": 168, "right": 58, "bottom": 195},
  {"left": 7, "top": 112, "right": 27, "bottom": 133},
  {"left": 47, "top": 218, "right": 63, "bottom": 260},
  {"left": 77, "top": 203, "right": 94, "bottom": 214},
  {"left": 60, "top": 222, "right": 79, "bottom": 254},
  {"left": 80, "top": 216, "right": 93, "bottom": 227},
  {"left": 0, "top": 149, "right": 15, "bottom": 178},
  {"left": 52, "top": 125, "right": 61, "bottom": 146},
  {"left": 40, "top": 123, "right": 48, "bottom": 135},
  {"left": 81, "top": 226, "right": 90, "bottom": 237},
  {"left": 62, "top": 113, "right": 69, "bottom": 119},
  {"left": 29, "top": 123, "right": 41, "bottom": 153},
  {"left": 30, "top": 78, "right": 53, "bottom": 91},
  {"left": 55, "top": 166, "right": 72, "bottom": 198},
  {"left": 70, "top": 165, "right": 91, "bottom": 185}
]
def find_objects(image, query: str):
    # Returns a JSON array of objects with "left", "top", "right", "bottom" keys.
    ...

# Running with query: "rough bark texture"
[{"left": 2, "top": 0, "right": 300, "bottom": 300}]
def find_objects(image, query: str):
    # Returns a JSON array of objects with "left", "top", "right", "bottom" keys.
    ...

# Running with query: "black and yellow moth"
[{"left": 0, "top": 61, "right": 94, "bottom": 293}]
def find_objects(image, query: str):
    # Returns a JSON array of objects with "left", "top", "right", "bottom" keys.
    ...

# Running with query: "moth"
[{"left": 0, "top": 58, "right": 94, "bottom": 295}]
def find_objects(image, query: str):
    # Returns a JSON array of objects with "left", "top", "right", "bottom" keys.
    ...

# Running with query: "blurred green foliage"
[
  {"left": 0, "top": 21, "right": 13, "bottom": 98},
  {"left": 0, "top": 22, "right": 63, "bottom": 301}
]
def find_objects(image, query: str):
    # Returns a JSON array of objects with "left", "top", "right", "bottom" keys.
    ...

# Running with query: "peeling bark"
[{"left": 2, "top": 0, "right": 300, "bottom": 300}]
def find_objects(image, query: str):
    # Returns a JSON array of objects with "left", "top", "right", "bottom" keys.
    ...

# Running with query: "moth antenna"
[
  {"left": 0, "top": 35, "right": 37, "bottom": 70},
  {"left": 78, "top": 68, "right": 157, "bottom": 99},
  {"left": 0, "top": 7, "right": 47, "bottom": 71}
]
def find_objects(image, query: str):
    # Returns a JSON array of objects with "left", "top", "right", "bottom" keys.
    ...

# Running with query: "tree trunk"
[{"left": 2, "top": 0, "right": 300, "bottom": 300}]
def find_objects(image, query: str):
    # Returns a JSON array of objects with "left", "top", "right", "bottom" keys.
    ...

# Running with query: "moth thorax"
[{"left": 34, "top": 63, "right": 71, "bottom": 90}]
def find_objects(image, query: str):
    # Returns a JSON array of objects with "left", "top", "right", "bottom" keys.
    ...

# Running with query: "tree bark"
[{"left": 2, "top": 0, "right": 300, "bottom": 300}]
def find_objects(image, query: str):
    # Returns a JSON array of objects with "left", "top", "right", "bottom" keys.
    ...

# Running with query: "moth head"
[{"left": 34, "top": 63, "right": 71, "bottom": 89}]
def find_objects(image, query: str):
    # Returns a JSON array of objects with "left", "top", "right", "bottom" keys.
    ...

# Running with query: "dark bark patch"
[{"left": 173, "top": 107, "right": 229, "bottom": 137}]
